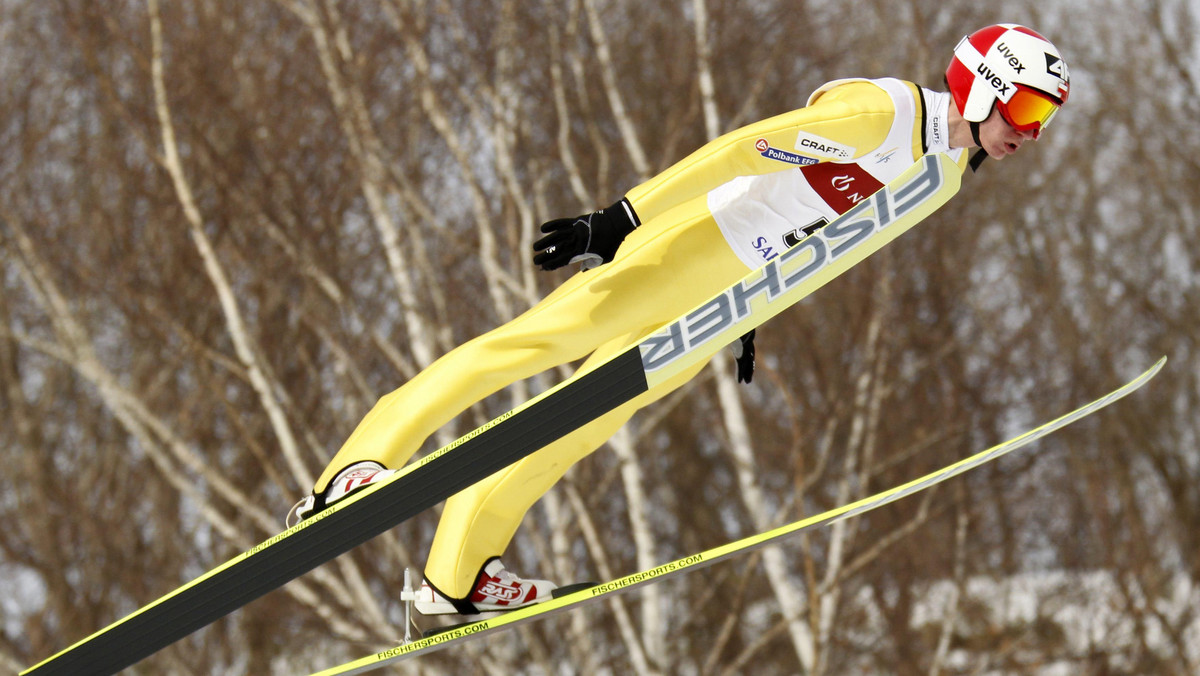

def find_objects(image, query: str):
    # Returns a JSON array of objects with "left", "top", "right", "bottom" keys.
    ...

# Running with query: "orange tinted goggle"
[{"left": 999, "top": 86, "right": 1061, "bottom": 133}]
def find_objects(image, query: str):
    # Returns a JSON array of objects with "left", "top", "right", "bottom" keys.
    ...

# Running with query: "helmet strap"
[
  {"left": 969, "top": 149, "right": 989, "bottom": 172},
  {"left": 968, "top": 120, "right": 988, "bottom": 172}
]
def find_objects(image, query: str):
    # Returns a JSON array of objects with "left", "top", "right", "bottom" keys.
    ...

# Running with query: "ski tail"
[{"left": 310, "top": 357, "right": 1166, "bottom": 676}]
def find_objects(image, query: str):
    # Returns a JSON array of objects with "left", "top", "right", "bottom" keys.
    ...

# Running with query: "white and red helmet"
[{"left": 946, "top": 24, "right": 1070, "bottom": 135}]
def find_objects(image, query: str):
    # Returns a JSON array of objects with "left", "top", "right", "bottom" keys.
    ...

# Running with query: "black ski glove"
[
  {"left": 533, "top": 198, "right": 640, "bottom": 271},
  {"left": 732, "top": 330, "right": 756, "bottom": 384}
]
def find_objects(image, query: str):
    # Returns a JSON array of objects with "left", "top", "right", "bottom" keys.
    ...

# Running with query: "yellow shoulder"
[
  {"left": 807, "top": 79, "right": 896, "bottom": 112},
  {"left": 812, "top": 79, "right": 930, "bottom": 160},
  {"left": 799, "top": 80, "right": 897, "bottom": 159}
]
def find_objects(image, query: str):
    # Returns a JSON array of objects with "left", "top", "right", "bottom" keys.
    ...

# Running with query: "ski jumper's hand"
[
  {"left": 533, "top": 198, "right": 640, "bottom": 271},
  {"left": 732, "top": 330, "right": 756, "bottom": 384}
]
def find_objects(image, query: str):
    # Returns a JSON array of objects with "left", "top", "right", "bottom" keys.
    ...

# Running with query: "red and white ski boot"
[
  {"left": 285, "top": 461, "right": 396, "bottom": 527},
  {"left": 415, "top": 558, "right": 558, "bottom": 615}
]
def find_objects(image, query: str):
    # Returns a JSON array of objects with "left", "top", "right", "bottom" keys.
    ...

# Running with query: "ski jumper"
[{"left": 314, "top": 78, "right": 969, "bottom": 598}]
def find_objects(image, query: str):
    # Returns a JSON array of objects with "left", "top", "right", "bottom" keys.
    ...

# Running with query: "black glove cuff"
[
  {"left": 734, "top": 330, "right": 756, "bottom": 384},
  {"left": 586, "top": 198, "right": 640, "bottom": 264},
  {"left": 606, "top": 197, "right": 640, "bottom": 232}
]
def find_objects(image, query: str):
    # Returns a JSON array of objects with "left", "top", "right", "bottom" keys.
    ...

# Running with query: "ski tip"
[{"left": 1141, "top": 356, "right": 1168, "bottom": 382}]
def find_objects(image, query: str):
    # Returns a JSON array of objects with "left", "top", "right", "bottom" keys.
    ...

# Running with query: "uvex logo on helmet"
[{"left": 946, "top": 23, "right": 1069, "bottom": 132}]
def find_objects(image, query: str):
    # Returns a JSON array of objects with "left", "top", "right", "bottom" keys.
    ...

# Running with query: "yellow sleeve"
[{"left": 625, "top": 81, "right": 898, "bottom": 223}]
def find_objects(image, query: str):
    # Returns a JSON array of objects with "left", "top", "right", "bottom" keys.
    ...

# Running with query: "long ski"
[
  {"left": 22, "top": 153, "right": 961, "bottom": 676},
  {"left": 311, "top": 357, "right": 1166, "bottom": 676}
]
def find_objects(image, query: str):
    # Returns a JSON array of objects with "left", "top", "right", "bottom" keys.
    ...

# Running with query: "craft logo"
[
  {"left": 794, "top": 131, "right": 855, "bottom": 160},
  {"left": 929, "top": 103, "right": 945, "bottom": 149},
  {"left": 755, "top": 138, "right": 819, "bottom": 167},
  {"left": 640, "top": 155, "right": 945, "bottom": 373}
]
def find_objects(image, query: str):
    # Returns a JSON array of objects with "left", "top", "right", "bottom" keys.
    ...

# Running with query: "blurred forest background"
[{"left": 2, "top": 0, "right": 1197, "bottom": 674}]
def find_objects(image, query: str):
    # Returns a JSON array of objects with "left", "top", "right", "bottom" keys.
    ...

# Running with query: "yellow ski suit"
[{"left": 314, "top": 78, "right": 969, "bottom": 597}]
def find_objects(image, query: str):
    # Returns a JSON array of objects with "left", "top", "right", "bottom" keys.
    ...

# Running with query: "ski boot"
[
  {"left": 286, "top": 461, "right": 396, "bottom": 528},
  {"left": 415, "top": 558, "right": 559, "bottom": 615}
]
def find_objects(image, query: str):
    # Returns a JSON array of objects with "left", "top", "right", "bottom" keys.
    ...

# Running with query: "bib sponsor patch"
[
  {"left": 755, "top": 138, "right": 819, "bottom": 167},
  {"left": 800, "top": 161, "right": 884, "bottom": 215}
]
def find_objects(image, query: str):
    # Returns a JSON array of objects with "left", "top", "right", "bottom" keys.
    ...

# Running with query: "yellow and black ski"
[
  {"left": 311, "top": 357, "right": 1166, "bottom": 676},
  {"left": 23, "top": 154, "right": 961, "bottom": 676}
]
